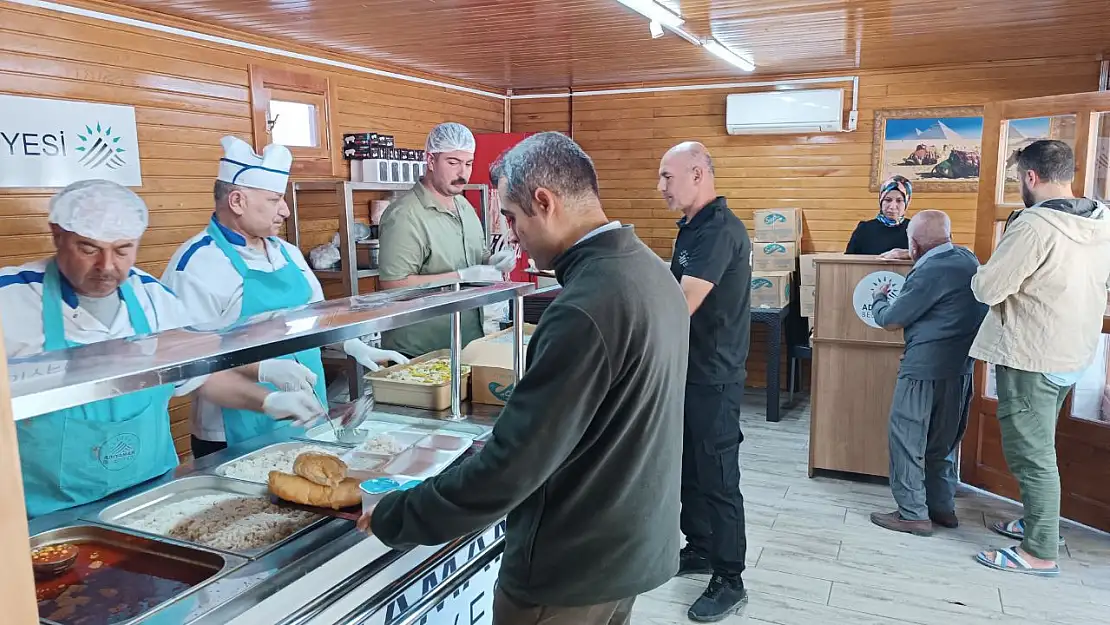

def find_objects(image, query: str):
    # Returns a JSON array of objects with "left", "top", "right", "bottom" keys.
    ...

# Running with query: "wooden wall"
[
  {"left": 0, "top": 2, "right": 503, "bottom": 457},
  {"left": 512, "top": 58, "right": 1101, "bottom": 388}
]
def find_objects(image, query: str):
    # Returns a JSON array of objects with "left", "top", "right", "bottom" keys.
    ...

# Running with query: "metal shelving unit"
[{"left": 285, "top": 179, "right": 491, "bottom": 400}]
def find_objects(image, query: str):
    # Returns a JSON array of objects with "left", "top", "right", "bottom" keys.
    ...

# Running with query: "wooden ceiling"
[{"left": 99, "top": 0, "right": 1110, "bottom": 90}]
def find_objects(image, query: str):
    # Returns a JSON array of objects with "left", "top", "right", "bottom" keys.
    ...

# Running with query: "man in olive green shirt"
[{"left": 378, "top": 122, "right": 515, "bottom": 357}]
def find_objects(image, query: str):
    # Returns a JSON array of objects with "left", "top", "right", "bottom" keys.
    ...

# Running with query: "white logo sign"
[
  {"left": 852, "top": 271, "right": 906, "bottom": 328},
  {"left": 0, "top": 94, "right": 142, "bottom": 188}
]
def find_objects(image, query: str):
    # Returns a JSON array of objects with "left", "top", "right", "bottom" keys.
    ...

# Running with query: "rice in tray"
[
  {"left": 357, "top": 433, "right": 406, "bottom": 455},
  {"left": 121, "top": 492, "right": 317, "bottom": 552},
  {"left": 220, "top": 445, "right": 336, "bottom": 483}
]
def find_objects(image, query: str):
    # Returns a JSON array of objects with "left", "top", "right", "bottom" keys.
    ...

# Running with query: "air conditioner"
[{"left": 726, "top": 88, "right": 845, "bottom": 135}]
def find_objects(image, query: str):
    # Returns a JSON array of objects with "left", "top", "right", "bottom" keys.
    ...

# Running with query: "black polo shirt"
[{"left": 670, "top": 196, "right": 752, "bottom": 386}]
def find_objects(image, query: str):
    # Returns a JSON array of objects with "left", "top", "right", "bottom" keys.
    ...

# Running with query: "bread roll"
[
  {"left": 293, "top": 452, "right": 348, "bottom": 487},
  {"left": 268, "top": 471, "right": 362, "bottom": 510}
]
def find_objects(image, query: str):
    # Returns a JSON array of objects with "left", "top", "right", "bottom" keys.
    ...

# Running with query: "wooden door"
[{"left": 961, "top": 91, "right": 1110, "bottom": 532}]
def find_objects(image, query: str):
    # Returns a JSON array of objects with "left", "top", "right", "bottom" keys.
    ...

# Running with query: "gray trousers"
[{"left": 888, "top": 375, "right": 972, "bottom": 521}]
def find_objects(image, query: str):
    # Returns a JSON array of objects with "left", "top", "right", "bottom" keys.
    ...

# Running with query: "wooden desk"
[{"left": 809, "top": 255, "right": 912, "bottom": 478}]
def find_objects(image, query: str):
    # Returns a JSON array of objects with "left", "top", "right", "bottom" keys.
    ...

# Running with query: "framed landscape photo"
[{"left": 870, "top": 106, "right": 985, "bottom": 192}]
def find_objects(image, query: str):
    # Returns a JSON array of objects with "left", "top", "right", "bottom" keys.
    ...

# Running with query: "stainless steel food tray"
[
  {"left": 213, "top": 441, "right": 348, "bottom": 484},
  {"left": 97, "top": 476, "right": 328, "bottom": 559},
  {"left": 31, "top": 524, "right": 247, "bottom": 625}
]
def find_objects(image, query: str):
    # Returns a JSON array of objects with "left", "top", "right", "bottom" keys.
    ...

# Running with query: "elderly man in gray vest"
[{"left": 866, "top": 210, "right": 988, "bottom": 536}]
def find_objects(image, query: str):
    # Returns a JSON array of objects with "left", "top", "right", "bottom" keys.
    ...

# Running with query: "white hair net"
[
  {"left": 48, "top": 179, "right": 149, "bottom": 241},
  {"left": 425, "top": 122, "right": 476, "bottom": 154}
]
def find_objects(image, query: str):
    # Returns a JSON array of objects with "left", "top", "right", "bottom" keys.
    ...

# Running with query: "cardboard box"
[
  {"left": 753, "top": 241, "right": 799, "bottom": 272},
  {"left": 751, "top": 271, "right": 793, "bottom": 309},
  {"left": 754, "top": 208, "right": 802, "bottom": 242},
  {"left": 800, "top": 253, "right": 848, "bottom": 286},
  {"left": 460, "top": 324, "right": 537, "bottom": 406},
  {"left": 800, "top": 285, "right": 816, "bottom": 318}
]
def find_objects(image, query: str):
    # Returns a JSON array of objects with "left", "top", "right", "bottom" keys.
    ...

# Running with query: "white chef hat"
[
  {"left": 216, "top": 135, "right": 292, "bottom": 194},
  {"left": 48, "top": 179, "right": 149, "bottom": 241},
  {"left": 425, "top": 122, "right": 476, "bottom": 154}
]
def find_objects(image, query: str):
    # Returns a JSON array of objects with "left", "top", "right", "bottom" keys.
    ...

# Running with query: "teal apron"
[
  {"left": 207, "top": 220, "right": 328, "bottom": 445},
  {"left": 17, "top": 261, "right": 178, "bottom": 519}
]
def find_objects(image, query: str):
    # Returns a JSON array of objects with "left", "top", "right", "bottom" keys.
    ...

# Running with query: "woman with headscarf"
[{"left": 845, "top": 175, "right": 912, "bottom": 255}]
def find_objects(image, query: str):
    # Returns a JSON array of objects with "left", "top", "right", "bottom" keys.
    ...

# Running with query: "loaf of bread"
[
  {"left": 268, "top": 471, "right": 362, "bottom": 510},
  {"left": 293, "top": 452, "right": 348, "bottom": 487}
]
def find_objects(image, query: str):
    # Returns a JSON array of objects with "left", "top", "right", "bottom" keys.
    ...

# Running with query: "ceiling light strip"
[
  {"left": 6, "top": 0, "right": 507, "bottom": 100},
  {"left": 510, "top": 75, "right": 859, "bottom": 99}
]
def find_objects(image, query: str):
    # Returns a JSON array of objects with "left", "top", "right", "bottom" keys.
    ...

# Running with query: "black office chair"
[{"left": 786, "top": 319, "right": 813, "bottom": 403}]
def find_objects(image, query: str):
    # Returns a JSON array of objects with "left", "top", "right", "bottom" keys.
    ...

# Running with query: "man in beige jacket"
[{"left": 969, "top": 140, "right": 1110, "bottom": 577}]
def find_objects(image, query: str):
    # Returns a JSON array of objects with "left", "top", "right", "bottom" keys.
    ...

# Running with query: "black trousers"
[
  {"left": 681, "top": 382, "right": 747, "bottom": 578},
  {"left": 190, "top": 435, "right": 228, "bottom": 460}
]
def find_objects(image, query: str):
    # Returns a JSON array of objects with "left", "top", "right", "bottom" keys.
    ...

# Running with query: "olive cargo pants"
[
  {"left": 492, "top": 587, "right": 635, "bottom": 625},
  {"left": 994, "top": 365, "right": 1071, "bottom": 561}
]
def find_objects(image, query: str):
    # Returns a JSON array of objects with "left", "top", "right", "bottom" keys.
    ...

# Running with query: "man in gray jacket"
[{"left": 867, "top": 210, "right": 987, "bottom": 536}]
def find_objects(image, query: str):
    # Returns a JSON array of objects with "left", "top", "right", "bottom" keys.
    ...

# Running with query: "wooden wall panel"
[
  {"left": 512, "top": 58, "right": 1100, "bottom": 387},
  {"left": 0, "top": 3, "right": 502, "bottom": 458}
]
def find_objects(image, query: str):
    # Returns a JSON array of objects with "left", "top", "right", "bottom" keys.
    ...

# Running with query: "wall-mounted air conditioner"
[{"left": 726, "top": 88, "right": 845, "bottom": 135}]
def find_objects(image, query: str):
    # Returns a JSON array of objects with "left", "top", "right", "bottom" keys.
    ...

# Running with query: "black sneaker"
[
  {"left": 677, "top": 546, "right": 712, "bottom": 576},
  {"left": 688, "top": 575, "right": 748, "bottom": 622}
]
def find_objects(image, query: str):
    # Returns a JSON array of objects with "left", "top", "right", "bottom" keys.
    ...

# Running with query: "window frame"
[{"left": 248, "top": 64, "right": 340, "bottom": 177}]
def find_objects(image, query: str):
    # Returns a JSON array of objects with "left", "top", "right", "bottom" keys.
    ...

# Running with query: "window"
[
  {"left": 249, "top": 64, "right": 339, "bottom": 177},
  {"left": 268, "top": 100, "right": 319, "bottom": 147}
]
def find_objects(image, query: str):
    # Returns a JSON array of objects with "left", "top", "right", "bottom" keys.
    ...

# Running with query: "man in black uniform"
[{"left": 659, "top": 141, "right": 752, "bottom": 622}]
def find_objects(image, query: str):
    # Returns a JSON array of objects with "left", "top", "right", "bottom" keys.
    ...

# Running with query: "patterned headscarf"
[{"left": 877, "top": 175, "right": 912, "bottom": 227}]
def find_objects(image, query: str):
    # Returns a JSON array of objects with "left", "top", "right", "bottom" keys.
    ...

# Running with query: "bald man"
[
  {"left": 659, "top": 141, "right": 751, "bottom": 621},
  {"left": 869, "top": 210, "right": 987, "bottom": 536}
]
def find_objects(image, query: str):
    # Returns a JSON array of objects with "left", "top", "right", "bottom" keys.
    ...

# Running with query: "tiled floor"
[{"left": 636, "top": 394, "right": 1110, "bottom": 625}]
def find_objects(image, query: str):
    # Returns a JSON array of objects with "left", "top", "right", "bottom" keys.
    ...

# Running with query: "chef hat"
[
  {"left": 217, "top": 135, "right": 293, "bottom": 194},
  {"left": 48, "top": 179, "right": 148, "bottom": 241},
  {"left": 425, "top": 122, "right": 476, "bottom": 155}
]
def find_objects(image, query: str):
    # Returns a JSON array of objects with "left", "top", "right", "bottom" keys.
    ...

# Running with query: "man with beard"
[
  {"left": 2, "top": 180, "right": 324, "bottom": 517},
  {"left": 377, "top": 122, "right": 515, "bottom": 357},
  {"left": 658, "top": 141, "right": 751, "bottom": 621},
  {"left": 969, "top": 140, "right": 1110, "bottom": 576},
  {"left": 361, "top": 132, "right": 688, "bottom": 625}
]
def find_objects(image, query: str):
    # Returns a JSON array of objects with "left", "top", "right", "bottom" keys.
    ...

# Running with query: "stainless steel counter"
[{"left": 29, "top": 406, "right": 504, "bottom": 625}]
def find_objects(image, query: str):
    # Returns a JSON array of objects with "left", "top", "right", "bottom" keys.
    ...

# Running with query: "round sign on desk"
[{"left": 852, "top": 271, "right": 906, "bottom": 328}]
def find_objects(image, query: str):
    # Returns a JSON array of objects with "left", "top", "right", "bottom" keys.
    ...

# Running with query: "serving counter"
[{"left": 4, "top": 280, "right": 534, "bottom": 625}]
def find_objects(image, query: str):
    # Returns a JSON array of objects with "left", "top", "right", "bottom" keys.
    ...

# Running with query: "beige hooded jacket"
[{"left": 969, "top": 199, "right": 1110, "bottom": 373}]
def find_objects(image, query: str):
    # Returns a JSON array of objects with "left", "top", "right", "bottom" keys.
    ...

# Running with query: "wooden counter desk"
[{"left": 808, "top": 254, "right": 913, "bottom": 479}]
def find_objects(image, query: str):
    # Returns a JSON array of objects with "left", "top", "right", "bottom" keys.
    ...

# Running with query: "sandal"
[
  {"left": 975, "top": 546, "right": 1059, "bottom": 577},
  {"left": 991, "top": 519, "right": 1066, "bottom": 546}
]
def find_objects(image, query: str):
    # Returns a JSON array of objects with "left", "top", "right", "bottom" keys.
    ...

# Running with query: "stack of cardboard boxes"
[
  {"left": 799, "top": 254, "right": 818, "bottom": 319},
  {"left": 750, "top": 208, "right": 801, "bottom": 309}
]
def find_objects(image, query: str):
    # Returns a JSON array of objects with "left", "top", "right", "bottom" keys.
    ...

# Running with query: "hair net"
[
  {"left": 48, "top": 179, "right": 149, "bottom": 241},
  {"left": 425, "top": 122, "right": 476, "bottom": 154}
]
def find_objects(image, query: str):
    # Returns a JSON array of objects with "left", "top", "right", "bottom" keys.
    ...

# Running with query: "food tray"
[
  {"left": 98, "top": 476, "right": 327, "bottom": 559},
  {"left": 366, "top": 349, "right": 471, "bottom": 411},
  {"left": 299, "top": 418, "right": 400, "bottom": 445},
  {"left": 31, "top": 524, "right": 243, "bottom": 625},
  {"left": 213, "top": 441, "right": 348, "bottom": 484},
  {"left": 381, "top": 447, "right": 463, "bottom": 479}
]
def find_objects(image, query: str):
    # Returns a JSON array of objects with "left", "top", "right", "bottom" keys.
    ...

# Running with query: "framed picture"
[
  {"left": 870, "top": 106, "right": 985, "bottom": 192},
  {"left": 1000, "top": 115, "right": 1078, "bottom": 205}
]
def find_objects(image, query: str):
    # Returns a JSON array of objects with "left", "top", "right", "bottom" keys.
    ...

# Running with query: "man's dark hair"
[
  {"left": 489, "top": 132, "right": 599, "bottom": 216},
  {"left": 214, "top": 179, "right": 238, "bottom": 205},
  {"left": 1016, "top": 139, "right": 1075, "bottom": 184}
]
